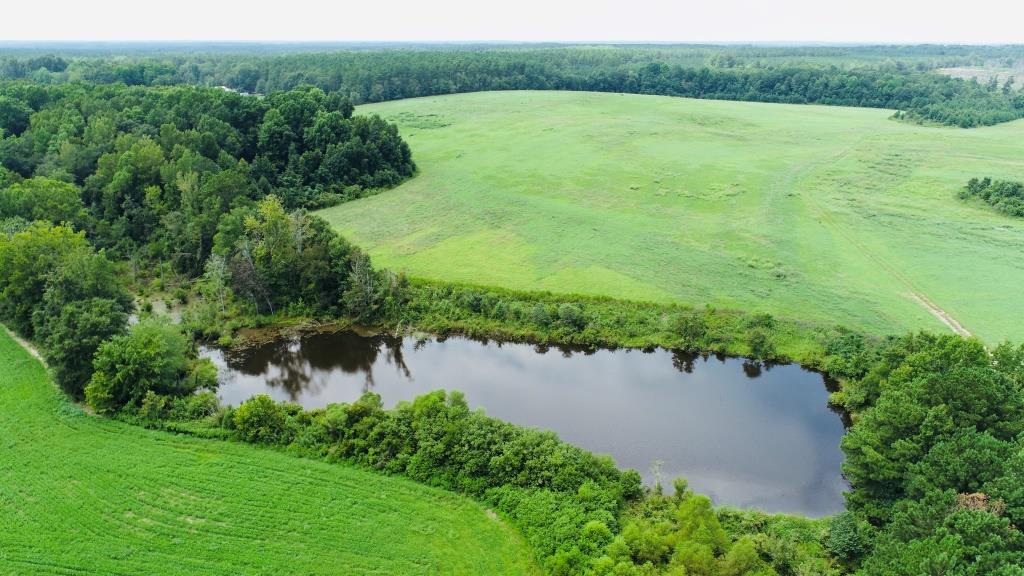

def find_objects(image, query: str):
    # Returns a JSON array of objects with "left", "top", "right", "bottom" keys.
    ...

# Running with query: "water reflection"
[
  {"left": 220, "top": 332, "right": 411, "bottom": 399},
  {"left": 203, "top": 330, "right": 848, "bottom": 517}
]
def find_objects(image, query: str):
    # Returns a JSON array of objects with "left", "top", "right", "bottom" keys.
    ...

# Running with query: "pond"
[{"left": 201, "top": 330, "right": 848, "bottom": 517}]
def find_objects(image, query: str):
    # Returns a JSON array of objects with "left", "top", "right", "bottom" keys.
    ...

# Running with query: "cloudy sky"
[{"left": 4, "top": 0, "right": 1022, "bottom": 44}]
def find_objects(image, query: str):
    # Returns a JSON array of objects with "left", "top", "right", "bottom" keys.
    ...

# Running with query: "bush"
[
  {"left": 38, "top": 298, "right": 129, "bottom": 398},
  {"left": 557, "top": 303, "right": 586, "bottom": 331},
  {"left": 672, "top": 312, "right": 708, "bottom": 348},
  {"left": 827, "top": 511, "right": 874, "bottom": 567},
  {"left": 138, "top": 390, "right": 169, "bottom": 421},
  {"left": 961, "top": 177, "right": 1024, "bottom": 217},
  {"left": 530, "top": 303, "right": 552, "bottom": 327},
  {"left": 747, "top": 312, "right": 776, "bottom": 330},
  {"left": 173, "top": 287, "right": 189, "bottom": 304},
  {"left": 217, "top": 389, "right": 633, "bottom": 573},
  {"left": 184, "top": 358, "right": 219, "bottom": 391},
  {"left": 84, "top": 319, "right": 196, "bottom": 413},
  {"left": 0, "top": 222, "right": 91, "bottom": 336},
  {"left": 745, "top": 328, "right": 776, "bottom": 360},
  {"left": 169, "top": 391, "right": 220, "bottom": 421},
  {"left": 234, "top": 394, "right": 289, "bottom": 444}
]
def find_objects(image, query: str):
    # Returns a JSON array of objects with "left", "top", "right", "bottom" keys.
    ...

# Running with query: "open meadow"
[
  {"left": 0, "top": 329, "right": 540, "bottom": 576},
  {"left": 320, "top": 90, "right": 1024, "bottom": 342}
]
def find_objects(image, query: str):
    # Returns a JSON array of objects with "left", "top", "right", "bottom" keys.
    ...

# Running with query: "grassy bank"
[
  {"left": 0, "top": 327, "right": 541, "bottom": 575},
  {"left": 388, "top": 278, "right": 854, "bottom": 369},
  {"left": 320, "top": 90, "right": 1024, "bottom": 343}
]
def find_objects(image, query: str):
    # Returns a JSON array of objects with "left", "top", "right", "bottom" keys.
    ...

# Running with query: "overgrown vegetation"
[
  {"left": 0, "top": 209, "right": 852, "bottom": 576},
  {"left": 85, "top": 318, "right": 216, "bottom": 414},
  {"left": 136, "top": 382, "right": 843, "bottom": 575},
  {"left": 383, "top": 279, "right": 852, "bottom": 370},
  {"left": 960, "top": 177, "right": 1024, "bottom": 217},
  {"left": 104, "top": 326, "right": 1024, "bottom": 574}
]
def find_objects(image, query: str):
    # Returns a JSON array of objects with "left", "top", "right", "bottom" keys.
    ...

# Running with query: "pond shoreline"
[
  {"left": 204, "top": 327, "right": 851, "bottom": 516},
  {"left": 213, "top": 317, "right": 852, "bottom": 423}
]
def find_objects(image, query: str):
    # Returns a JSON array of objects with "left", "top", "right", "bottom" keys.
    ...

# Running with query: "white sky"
[{"left": 2, "top": 0, "right": 1023, "bottom": 44}]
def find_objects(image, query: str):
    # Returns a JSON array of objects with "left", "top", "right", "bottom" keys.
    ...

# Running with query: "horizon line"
[{"left": 1, "top": 40, "right": 1022, "bottom": 47}]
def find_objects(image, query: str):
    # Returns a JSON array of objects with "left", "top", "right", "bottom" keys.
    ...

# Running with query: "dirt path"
[
  {"left": 782, "top": 143, "right": 973, "bottom": 338},
  {"left": 909, "top": 293, "right": 972, "bottom": 337},
  {"left": 2, "top": 324, "right": 46, "bottom": 366}
]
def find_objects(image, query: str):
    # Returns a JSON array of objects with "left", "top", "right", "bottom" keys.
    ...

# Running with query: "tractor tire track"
[{"left": 779, "top": 141, "right": 973, "bottom": 337}]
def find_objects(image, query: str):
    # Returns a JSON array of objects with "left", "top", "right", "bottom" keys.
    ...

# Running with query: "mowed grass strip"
[
  {"left": 0, "top": 328, "right": 540, "bottom": 576},
  {"left": 320, "top": 91, "right": 1024, "bottom": 343}
]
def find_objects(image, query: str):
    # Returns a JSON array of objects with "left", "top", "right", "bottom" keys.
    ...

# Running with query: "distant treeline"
[
  {"left": 960, "top": 177, "right": 1024, "bottom": 217},
  {"left": 2, "top": 46, "right": 1023, "bottom": 127}
]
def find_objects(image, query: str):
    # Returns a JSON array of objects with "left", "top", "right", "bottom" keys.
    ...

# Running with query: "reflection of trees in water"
[
  {"left": 672, "top": 350, "right": 699, "bottom": 373},
  {"left": 670, "top": 350, "right": 772, "bottom": 380},
  {"left": 225, "top": 331, "right": 412, "bottom": 401},
  {"left": 741, "top": 359, "right": 762, "bottom": 379}
]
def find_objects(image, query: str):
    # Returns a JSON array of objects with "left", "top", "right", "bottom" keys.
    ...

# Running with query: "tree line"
[{"left": 1, "top": 46, "right": 1023, "bottom": 127}]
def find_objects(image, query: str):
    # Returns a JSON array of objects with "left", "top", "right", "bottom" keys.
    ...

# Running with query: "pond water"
[{"left": 202, "top": 330, "right": 848, "bottom": 517}]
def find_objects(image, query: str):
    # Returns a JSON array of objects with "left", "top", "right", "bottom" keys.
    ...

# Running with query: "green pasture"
[
  {"left": 0, "top": 328, "right": 540, "bottom": 575},
  {"left": 320, "top": 91, "right": 1024, "bottom": 342}
]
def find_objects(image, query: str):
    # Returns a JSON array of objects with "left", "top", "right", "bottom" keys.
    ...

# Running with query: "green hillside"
[
  {"left": 319, "top": 90, "right": 1024, "bottom": 342},
  {"left": 0, "top": 328, "right": 540, "bottom": 576}
]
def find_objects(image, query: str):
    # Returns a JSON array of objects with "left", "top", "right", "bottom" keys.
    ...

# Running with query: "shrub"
[
  {"left": 84, "top": 319, "right": 196, "bottom": 414},
  {"left": 557, "top": 303, "right": 586, "bottom": 331},
  {"left": 38, "top": 298, "right": 129, "bottom": 398},
  {"left": 138, "top": 390, "right": 169, "bottom": 421},
  {"left": 234, "top": 394, "right": 289, "bottom": 444},
  {"left": 745, "top": 328, "right": 776, "bottom": 360},
  {"left": 747, "top": 312, "right": 776, "bottom": 330},
  {"left": 169, "top": 391, "right": 220, "bottom": 421},
  {"left": 0, "top": 222, "right": 91, "bottom": 336},
  {"left": 672, "top": 312, "right": 708, "bottom": 348},
  {"left": 184, "top": 358, "right": 219, "bottom": 391},
  {"left": 530, "top": 303, "right": 552, "bottom": 327},
  {"left": 219, "top": 405, "right": 237, "bottom": 430},
  {"left": 173, "top": 287, "right": 190, "bottom": 304},
  {"left": 827, "top": 511, "right": 874, "bottom": 567}
]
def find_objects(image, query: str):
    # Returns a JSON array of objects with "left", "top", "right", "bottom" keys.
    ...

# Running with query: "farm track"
[{"left": 781, "top": 141, "right": 973, "bottom": 337}]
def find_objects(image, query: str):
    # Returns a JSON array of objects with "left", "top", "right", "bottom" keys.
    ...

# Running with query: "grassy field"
[
  {"left": 0, "top": 328, "right": 540, "bottom": 575},
  {"left": 320, "top": 91, "right": 1024, "bottom": 342}
]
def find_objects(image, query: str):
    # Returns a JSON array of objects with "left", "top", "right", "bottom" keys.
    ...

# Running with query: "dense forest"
[
  {"left": 2, "top": 45, "right": 1024, "bottom": 127},
  {"left": 960, "top": 177, "right": 1024, "bottom": 217},
  {"left": 0, "top": 82, "right": 413, "bottom": 272}
]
